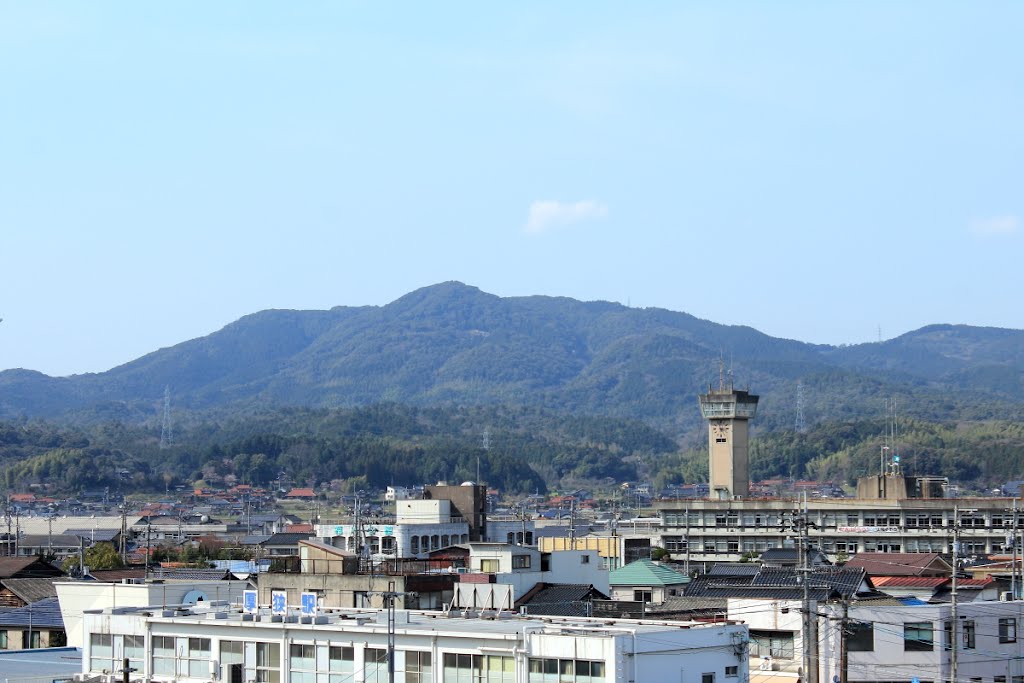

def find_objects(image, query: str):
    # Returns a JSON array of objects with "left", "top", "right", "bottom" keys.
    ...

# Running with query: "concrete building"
[
  {"left": 448, "top": 543, "right": 608, "bottom": 610},
  {"left": 75, "top": 600, "right": 749, "bottom": 683},
  {"left": 655, "top": 496, "right": 1024, "bottom": 565},
  {"left": 55, "top": 578, "right": 250, "bottom": 649},
  {"left": 699, "top": 382, "right": 759, "bottom": 500},
  {"left": 734, "top": 595, "right": 1024, "bottom": 683}
]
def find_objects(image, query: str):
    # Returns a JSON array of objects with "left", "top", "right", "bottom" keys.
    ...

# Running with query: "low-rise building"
[{"left": 76, "top": 601, "right": 749, "bottom": 683}]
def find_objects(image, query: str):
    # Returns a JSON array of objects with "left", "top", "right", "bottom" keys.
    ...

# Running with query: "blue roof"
[
  {"left": 898, "top": 596, "right": 929, "bottom": 606},
  {"left": 0, "top": 647, "right": 81, "bottom": 677},
  {"left": 0, "top": 597, "right": 65, "bottom": 628}
]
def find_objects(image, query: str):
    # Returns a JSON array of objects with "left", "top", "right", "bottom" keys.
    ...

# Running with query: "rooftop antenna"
[{"left": 718, "top": 353, "right": 725, "bottom": 391}]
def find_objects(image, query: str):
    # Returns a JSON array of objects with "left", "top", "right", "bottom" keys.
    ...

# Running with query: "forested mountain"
[
  {"left": 1, "top": 283, "right": 1022, "bottom": 495},
  {"left": 2, "top": 282, "right": 1023, "bottom": 436}
]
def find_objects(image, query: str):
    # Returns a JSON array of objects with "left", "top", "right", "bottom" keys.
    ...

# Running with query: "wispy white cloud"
[
  {"left": 524, "top": 200, "right": 609, "bottom": 234},
  {"left": 970, "top": 215, "right": 1019, "bottom": 237}
]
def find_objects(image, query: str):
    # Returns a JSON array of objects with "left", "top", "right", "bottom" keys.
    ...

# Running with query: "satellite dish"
[{"left": 182, "top": 590, "right": 209, "bottom": 605}]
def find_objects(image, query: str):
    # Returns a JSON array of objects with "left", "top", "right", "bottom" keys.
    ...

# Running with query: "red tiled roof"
[{"left": 285, "top": 488, "right": 316, "bottom": 498}]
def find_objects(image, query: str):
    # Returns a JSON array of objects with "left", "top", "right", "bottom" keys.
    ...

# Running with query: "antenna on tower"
[
  {"left": 718, "top": 353, "right": 725, "bottom": 391},
  {"left": 159, "top": 386, "right": 173, "bottom": 449},
  {"left": 795, "top": 380, "right": 807, "bottom": 434}
]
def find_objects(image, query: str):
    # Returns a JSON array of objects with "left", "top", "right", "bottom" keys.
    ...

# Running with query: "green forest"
[{"left": 2, "top": 403, "right": 1023, "bottom": 497}]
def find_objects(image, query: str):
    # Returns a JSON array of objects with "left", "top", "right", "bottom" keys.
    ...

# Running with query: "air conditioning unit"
[{"left": 1000, "top": 591, "right": 1014, "bottom": 602}]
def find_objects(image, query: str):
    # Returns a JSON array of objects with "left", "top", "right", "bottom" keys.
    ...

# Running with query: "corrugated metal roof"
[{"left": 871, "top": 576, "right": 946, "bottom": 588}]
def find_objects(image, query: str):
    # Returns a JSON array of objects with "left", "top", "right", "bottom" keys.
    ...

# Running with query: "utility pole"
[
  {"left": 839, "top": 599, "right": 850, "bottom": 683},
  {"left": 368, "top": 581, "right": 418, "bottom": 683},
  {"left": 789, "top": 498, "right": 819, "bottom": 683},
  {"left": 1012, "top": 499, "right": 1018, "bottom": 601},
  {"left": 950, "top": 505, "right": 969, "bottom": 683}
]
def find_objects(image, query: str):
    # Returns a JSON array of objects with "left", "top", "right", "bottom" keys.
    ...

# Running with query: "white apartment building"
[
  {"left": 75, "top": 601, "right": 749, "bottom": 683},
  {"left": 732, "top": 596, "right": 1024, "bottom": 683},
  {"left": 451, "top": 543, "right": 608, "bottom": 609},
  {"left": 315, "top": 499, "right": 535, "bottom": 558}
]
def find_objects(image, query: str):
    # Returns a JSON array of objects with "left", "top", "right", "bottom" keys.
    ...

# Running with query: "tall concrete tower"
[{"left": 699, "top": 380, "right": 759, "bottom": 499}]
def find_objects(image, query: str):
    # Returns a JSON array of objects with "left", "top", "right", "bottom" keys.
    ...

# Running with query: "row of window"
[
  {"left": 847, "top": 618, "right": 1018, "bottom": 653},
  {"left": 661, "top": 536, "right": 994, "bottom": 556},
  {"left": 528, "top": 658, "right": 606, "bottom": 683},
  {"left": 0, "top": 629, "right": 49, "bottom": 649},
  {"left": 91, "top": 635, "right": 545, "bottom": 683},
  {"left": 662, "top": 511, "right": 1024, "bottom": 529}
]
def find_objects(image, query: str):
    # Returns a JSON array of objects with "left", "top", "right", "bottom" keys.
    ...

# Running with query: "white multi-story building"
[
  {"left": 75, "top": 601, "right": 749, "bottom": 683},
  {"left": 315, "top": 498, "right": 536, "bottom": 558},
  {"left": 732, "top": 596, "right": 1024, "bottom": 683}
]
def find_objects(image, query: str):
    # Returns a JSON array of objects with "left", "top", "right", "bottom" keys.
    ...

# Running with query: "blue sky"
[{"left": 1, "top": 3, "right": 1021, "bottom": 376}]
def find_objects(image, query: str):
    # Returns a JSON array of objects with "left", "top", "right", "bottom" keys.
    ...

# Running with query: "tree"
[{"left": 61, "top": 542, "right": 124, "bottom": 572}]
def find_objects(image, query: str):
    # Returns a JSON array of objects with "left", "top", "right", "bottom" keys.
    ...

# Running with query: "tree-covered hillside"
[{"left": 2, "top": 283, "right": 1023, "bottom": 439}]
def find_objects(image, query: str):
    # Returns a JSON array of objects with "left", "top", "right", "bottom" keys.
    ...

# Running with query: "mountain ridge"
[{"left": 1, "top": 281, "right": 1022, "bottom": 432}]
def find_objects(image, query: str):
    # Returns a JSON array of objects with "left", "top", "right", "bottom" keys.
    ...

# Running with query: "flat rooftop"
[{"left": 94, "top": 603, "right": 730, "bottom": 637}]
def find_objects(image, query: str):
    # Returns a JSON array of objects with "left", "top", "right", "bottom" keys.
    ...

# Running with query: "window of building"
[
  {"left": 527, "top": 657, "right": 604, "bottom": 683},
  {"left": 480, "top": 559, "right": 499, "bottom": 573},
  {"left": 90, "top": 633, "right": 113, "bottom": 671},
  {"left": 1000, "top": 618, "right": 1017, "bottom": 643},
  {"left": 124, "top": 635, "right": 144, "bottom": 673},
  {"left": 329, "top": 646, "right": 354, "bottom": 683},
  {"left": 995, "top": 677, "right": 1007, "bottom": 683},
  {"left": 726, "top": 666, "right": 739, "bottom": 677},
  {"left": 365, "top": 647, "right": 388, "bottom": 683},
  {"left": 221, "top": 640, "right": 244, "bottom": 666},
  {"left": 256, "top": 642, "right": 281, "bottom": 683},
  {"left": 448, "top": 653, "right": 516, "bottom": 683},
  {"left": 702, "top": 674, "right": 715, "bottom": 683},
  {"left": 0, "top": 630, "right": 7, "bottom": 649},
  {"left": 847, "top": 622, "right": 874, "bottom": 651},
  {"left": 904, "top": 622, "right": 934, "bottom": 651},
  {"left": 512, "top": 555, "right": 532, "bottom": 569},
  {"left": 185, "top": 637, "right": 211, "bottom": 677},
  {"left": 289, "top": 644, "right": 316, "bottom": 683},
  {"left": 22, "top": 630, "right": 40, "bottom": 649},
  {"left": 152, "top": 635, "right": 176, "bottom": 676},
  {"left": 750, "top": 632, "right": 795, "bottom": 659},
  {"left": 406, "top": 651, "right": 432, "bottom": 683},
  {"left": 634, "top": 590, "right": 653, "bottom": 602}
]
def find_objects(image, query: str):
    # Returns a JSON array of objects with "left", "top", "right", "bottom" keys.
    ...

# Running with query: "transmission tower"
[
  {"left": 159, "top": 386, "right": 173, "bottom": 449},
  {"left": 795, "top": 380, "right": 807, "bottom": 433}
]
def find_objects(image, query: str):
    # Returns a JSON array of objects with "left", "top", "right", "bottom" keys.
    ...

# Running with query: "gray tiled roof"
[
  {"left": 1, "top": 577, "right": 74, "bottom": 603},
  {"left": 684, "top": 566, "right": 865, "bottom": 601},
  {"left": 0, "top": 597, "right": 64, "bottom": 628},
  {"left": 708, "top": 563, "right": 761, "bottom": 576}
]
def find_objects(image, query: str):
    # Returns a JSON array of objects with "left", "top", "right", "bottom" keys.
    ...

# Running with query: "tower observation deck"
[{"left": 699, "top": 385, "right": 759, "bottom": 499}]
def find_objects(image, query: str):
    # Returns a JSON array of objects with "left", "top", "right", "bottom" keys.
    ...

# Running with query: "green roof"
[{"left": 609, "top": 559, "right": 688, "bottom": 587}]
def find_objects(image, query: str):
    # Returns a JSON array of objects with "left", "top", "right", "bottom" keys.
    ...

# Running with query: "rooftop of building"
[{"left": 90, "top": 602, "right": 739, "bottom": 637}]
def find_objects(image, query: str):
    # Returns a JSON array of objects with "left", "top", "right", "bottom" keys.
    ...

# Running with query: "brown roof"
[
  {"left": 285, "top": 488, "right": 316, "bottom": 498},
  {"left": 845, "top": 552, "right": 952, "bottom": 577},
  {"left": 0, "top": 557, "right": 64, "bottom": 579},
  {"left": 1, "top": 577, "right": 74, "bottom": 603},
  {"left": 871, "top": 576, "right": 947, "bottom": 588}
]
